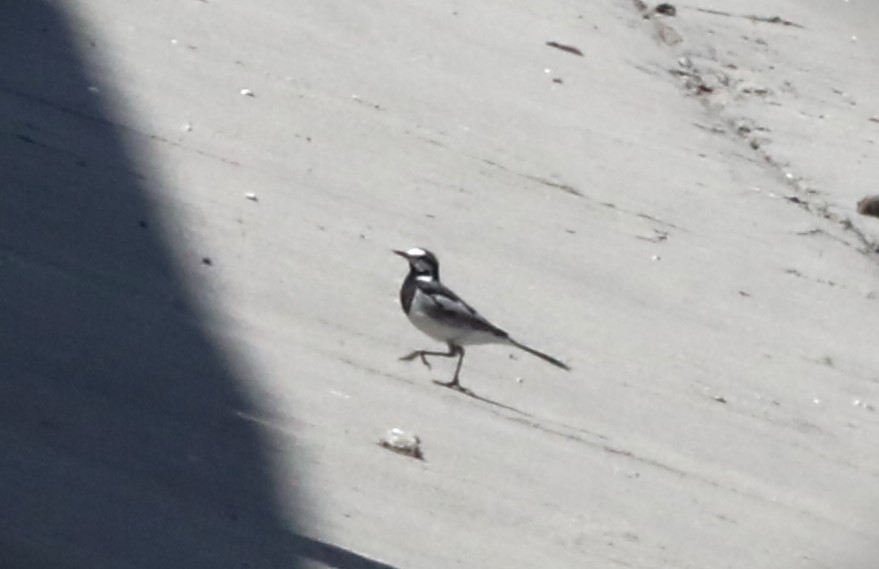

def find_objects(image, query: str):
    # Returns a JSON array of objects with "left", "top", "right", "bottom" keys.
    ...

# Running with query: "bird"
[{"left": 393, "top": 247, "right": 570, "bottom": 392}]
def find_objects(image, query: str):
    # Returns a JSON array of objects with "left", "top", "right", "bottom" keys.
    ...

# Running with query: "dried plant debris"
[
  {"left": 633, "top": 1, "right": 682, "bottom": 45},
  {"left": 637, "top": 229, "right": 670, "bottom": 243},
  {"left": 379, "top": 428, "right": 424, "bottom": 460},
  {"left": 546, "top": 41, "right": 583, "bottom": 56},
  {"left": 857, "top": 195, "right": 879, "bottom": 218},
  {"left": 693, "top": 7, "right": 803, "bottom": 28},
  {"left": 524, "top": 175, "right": 583, "bottom": 197}
]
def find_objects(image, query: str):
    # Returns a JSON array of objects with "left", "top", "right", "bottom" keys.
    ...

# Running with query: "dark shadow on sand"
[{"left": 0, "top": 3, "right": 394, "bottom": 568}]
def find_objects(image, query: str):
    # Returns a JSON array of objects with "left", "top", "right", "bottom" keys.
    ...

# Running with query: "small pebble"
[
  {"left": 240, "top": 88, "right": 255, "bottom": 97},
  {"left": 857, "top": 195, "right": 879, "bottom": 217},
  {"left": 379, "top": 428, "right": 423, "bottom": 460},
  {"left": 245, "top": 192, "right": 258, "bottom": 202}
]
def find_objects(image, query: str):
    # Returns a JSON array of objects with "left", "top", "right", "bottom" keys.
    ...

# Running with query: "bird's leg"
[
  {"left": 432, "top": 345, "right": 471, "bottom": 393},
  {"left": 399, "top": 344, "right": 459, "bottom": 370}
]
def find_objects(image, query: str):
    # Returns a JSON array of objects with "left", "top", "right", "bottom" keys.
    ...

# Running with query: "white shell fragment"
[
  {"left": 245, "top": 192, "right": 258, "bottom": 202},
  {"left": 240, "top": 88, "right": 255, "bottom": 97},
  {"left": 379, "top": 428, "right": 423, "bottom": 460}
]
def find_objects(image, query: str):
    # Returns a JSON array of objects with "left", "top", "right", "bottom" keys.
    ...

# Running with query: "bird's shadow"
[{"left": 432, "top": 380, "right": 532, "bottom": 417}]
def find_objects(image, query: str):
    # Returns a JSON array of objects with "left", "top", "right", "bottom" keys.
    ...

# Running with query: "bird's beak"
[{"left": 392, "top": 249, "right": 409, "bottom": 259}]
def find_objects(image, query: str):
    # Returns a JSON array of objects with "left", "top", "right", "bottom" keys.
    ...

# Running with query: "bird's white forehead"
[{"left": 406, "top": 247, "right": 428, "bottom": 257}]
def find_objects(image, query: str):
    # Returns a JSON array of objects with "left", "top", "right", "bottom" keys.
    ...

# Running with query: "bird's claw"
[
  {"left": 399, "top": 351, "right": 432, "bottom": 369},
  {"left": 432, "top": 379, "right": 473, "bottom": 396}
]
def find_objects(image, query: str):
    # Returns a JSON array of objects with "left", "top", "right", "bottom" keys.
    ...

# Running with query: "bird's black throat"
[
  {"left": 399, "top": 271, "right": 417, "bottom": 313},
  {"left": 399, "top": 254, "right": 440, "bottom": 313}
]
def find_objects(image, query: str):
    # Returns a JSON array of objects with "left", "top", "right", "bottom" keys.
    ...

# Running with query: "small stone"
[
  {"left": 379, "top": 428, "right": 423, "bottom": 460},
  {"left": 245, "top": 192, "right": 258, "bottom": 202},
  {"left": 240, "top": 88, "right": 255, "bottom": 97},
  {"left": 857, "top": 195, "right": 879, "bottom": 217},
  {"left": 655, "top": 3, "right": 677, "bottom": 16}
]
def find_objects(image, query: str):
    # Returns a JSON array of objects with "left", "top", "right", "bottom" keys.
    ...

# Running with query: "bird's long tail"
[{"left": 509, "top": 339, "right": 570, "bottom": 370}]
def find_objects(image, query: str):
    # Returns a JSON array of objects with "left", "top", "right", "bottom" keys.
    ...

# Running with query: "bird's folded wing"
[{"left": 419, "top": 281, "right": 508, "bottom": 337}]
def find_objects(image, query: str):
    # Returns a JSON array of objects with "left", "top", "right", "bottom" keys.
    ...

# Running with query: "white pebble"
[{"left": 379, "top": 428, "right": 423, "bottom": 459}]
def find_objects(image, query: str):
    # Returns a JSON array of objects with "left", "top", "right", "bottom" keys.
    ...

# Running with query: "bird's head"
[{"left": 393, "top": 247, "right": 440, "bottom": 280}]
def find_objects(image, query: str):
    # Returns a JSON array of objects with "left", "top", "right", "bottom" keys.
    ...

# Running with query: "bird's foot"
[
  {"left": 399, "top": 351, "right": 431, "bottom": 369},
  {"left": 432, "top": 379, "right": 474, "bottom": 396}
]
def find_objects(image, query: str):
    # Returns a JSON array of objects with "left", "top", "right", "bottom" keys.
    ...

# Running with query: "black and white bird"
[{"left": 394, "top": 247, "right": 570, "bottom": 392}]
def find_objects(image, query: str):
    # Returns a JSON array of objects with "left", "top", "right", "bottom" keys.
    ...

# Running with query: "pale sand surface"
[{"left": 3, "top": 1, "right": 879, "bottom": 567}]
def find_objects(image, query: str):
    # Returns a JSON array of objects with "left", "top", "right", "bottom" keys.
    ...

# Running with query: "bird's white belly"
[{"left": 407, "top": 306, "right": 503, "bottom": 346}]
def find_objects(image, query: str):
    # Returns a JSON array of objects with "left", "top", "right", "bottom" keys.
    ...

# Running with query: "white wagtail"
[{"left": 394, "top": 247, "right": 570, "bottom": 392}]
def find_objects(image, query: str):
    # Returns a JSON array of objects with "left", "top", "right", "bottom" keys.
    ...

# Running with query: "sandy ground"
[{"left": 3, "top": 0, "right": 879, "bottom": 567}]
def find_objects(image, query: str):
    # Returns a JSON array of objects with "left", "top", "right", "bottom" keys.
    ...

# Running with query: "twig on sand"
[
  {"left": 545, "top": 41, "right": 583, "bottom": 56},
  {"left": 694, "top": 7, "right": 804, "bottom": 28}
]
